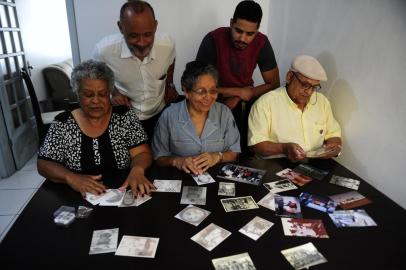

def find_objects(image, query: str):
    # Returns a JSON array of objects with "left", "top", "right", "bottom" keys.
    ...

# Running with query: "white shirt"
[{"left": 93, "top": 33, "right": 176, "bottom": 120}]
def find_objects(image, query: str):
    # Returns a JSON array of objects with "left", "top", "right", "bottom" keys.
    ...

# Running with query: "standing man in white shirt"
[{"left": 93, "top": 0, "right": 178, "bottom": 139}]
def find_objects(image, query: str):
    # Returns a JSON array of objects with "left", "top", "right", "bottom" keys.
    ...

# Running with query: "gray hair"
[
  {"left": 181, "top": 61, "right": 218, "bottom": 92},
  {"left": 71, "top": 60, "right": 114, "bottom": 93}
]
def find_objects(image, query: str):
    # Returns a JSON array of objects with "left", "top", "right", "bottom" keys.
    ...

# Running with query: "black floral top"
[{"left": 38, "top": 106, "right": 148, "bottom": 176}]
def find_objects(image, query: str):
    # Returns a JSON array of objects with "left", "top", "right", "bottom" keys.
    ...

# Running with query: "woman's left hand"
[
  {"left": 193, "top": 152, "right": 220, "bottom": 172},
  {"left": 120, "top": 167, "right": 155, "bottom": 198}
]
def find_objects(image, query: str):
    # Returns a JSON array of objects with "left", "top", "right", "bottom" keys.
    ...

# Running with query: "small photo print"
[
  {"left": 276, "top": 168, "right": 312, "bottom": 186},
  {"left": 191, "top": 172, "right": 216, "bottom": 185},
  {"left": 257, "top": 192, "right": 280, "bottom": 211},
  {"left": 221, "top": 196, "right": 259, "bottom": 212},
  {"left": 119, "top": 191, "right": 152, "bottom": 207},
  {"left": 293, "top": 164, "right": 329, "bottom": 180},
  {"left": 306, "top": 147, "right": 335, "bottom": 158},
  {"left": 239, "top": 216, "right": 274, "bottom": 241},
  {"left": 218, "top": 182, "right": 236, "bottom": 196},
  {"left": 263, "top": 179, "right": 297, "bottom": 194},
  {"left": 330, "top": 175, "right": 360, "bottom": 190},
  {"left": 212, "top": 252, "right": 256, "bottom": 270},
  {"left": 191, "top": 223, "right": 231, "bottom": 251},
  {"left": 217, "top": 164, "right": 266, "bottom": 186},
  {"left": 115, "top": 235, "right": 159, "bottom": 258},
  {"left": 281, "top": 242, "right": 327, "bottom": 270},
  {"left": 89, "top": 228, "right": 119, "bottom": 254},
  {"left": 85, "top": 192, "right": 105, "bottom": 205},
  {"left": 281, "top": 218, "right": 329, "bottom": 238},
  {"left": 98, "top": 189, "right": 125, "bottom": 206},
  {"left": 175, "top": 205, "right": 211, "bottom": 226},
  {"left": 153, "top": 179, "right": 182, "bottom": 192},
  {"left": 180, "top": 186, "right": 207, "bottom": 205},
  {"left": 299, "top": 192, "right": 337, "bottom": 213},
  {"left": 329, "top": 209, "right": 377, "bottom": 227},
  {"left": 274, "top": 196, "right": 302, "bottom": 218},
  {"left": 329, "top": 191, "right": 371, "bottom": 209}
]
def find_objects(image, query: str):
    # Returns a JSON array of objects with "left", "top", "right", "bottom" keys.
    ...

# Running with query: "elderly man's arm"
[
  {"left": 249, "top": 142, "right": 306, "bottom": 161},
  {"left": 320, "top": 137, "right": 342, "bottom": 159},
  {"left": 121, "top": 143, "right": 155, "bottom": 197},
  {"left": 37, "top": 159, "right": 106, "bottom": 196}
]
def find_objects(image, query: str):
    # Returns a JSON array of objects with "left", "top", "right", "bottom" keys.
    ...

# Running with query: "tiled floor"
[{"left": 0, "top": 155, "right": 44, "bottom": 242}]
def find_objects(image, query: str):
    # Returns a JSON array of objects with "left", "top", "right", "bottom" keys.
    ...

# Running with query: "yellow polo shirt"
[{"left": 248, "top": 87, "right": 341, "bottom": 152}]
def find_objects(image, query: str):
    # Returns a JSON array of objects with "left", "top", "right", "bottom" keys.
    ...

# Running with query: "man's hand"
[
  {"left": 224, "top": 96, "right": 241, "bottom": 110},
  {"left": 65, "top": 173, "right": 106, "bottom": 197},
  {"left": 319, "top": 142, "right": 342, "bottom": 159},
  {"left": 111, "top": 91, "right": 130, "bottom": 106},
  {"left": 238, "top": 87, "right": 255, "bottom": 102},
  {"left": 164, "top": 84, "right": 179, "bottom": 104},
  {"left": 283, "top": 143, "right": 306, "bottom": 162},
  {"left": 120, "top": 167, "right": 155, "bottom": 198}
]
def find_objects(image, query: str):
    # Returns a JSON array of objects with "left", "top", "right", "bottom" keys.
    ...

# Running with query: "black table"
[{"left": 1, "top": 158, "right": 405, "bottom": 269}]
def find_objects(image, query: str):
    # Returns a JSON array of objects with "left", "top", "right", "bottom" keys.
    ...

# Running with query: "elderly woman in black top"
[{"left": 37, "top": 60, "right": 154, "bottom": 197}]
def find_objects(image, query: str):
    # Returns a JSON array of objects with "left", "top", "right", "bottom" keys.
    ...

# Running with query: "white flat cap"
[{"left": 290, "top": 55, "right": 327, "bottom": 81}]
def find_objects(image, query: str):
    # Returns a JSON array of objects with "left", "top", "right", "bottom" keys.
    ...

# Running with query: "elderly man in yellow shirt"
[{"left": 248, "top": 55, "right": 342, "bottom": 162}]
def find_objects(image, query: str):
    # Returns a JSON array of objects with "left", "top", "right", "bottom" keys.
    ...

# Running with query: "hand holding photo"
[{"left": 306, "top": 146, "right": 335, "bottom": 158}]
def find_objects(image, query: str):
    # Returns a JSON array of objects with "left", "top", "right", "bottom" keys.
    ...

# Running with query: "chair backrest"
[{"left": 21, "top": 68, "right": 46, "bottom": 144}]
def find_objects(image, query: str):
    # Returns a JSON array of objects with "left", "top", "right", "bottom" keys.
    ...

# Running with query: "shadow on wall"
[{"left": 317, "top": 51, "right": 371, "bottom": 185}]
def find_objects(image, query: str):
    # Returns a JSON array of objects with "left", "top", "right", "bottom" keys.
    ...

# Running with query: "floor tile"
[
  {"left": 0, "top": 170, "right": 44, "bottom": 189},
  {"left": 0, "top": 189, "right": 36, "bottom": 215},
  {"left": 0, "top": 215, "right": 17, "bottom": 243}
]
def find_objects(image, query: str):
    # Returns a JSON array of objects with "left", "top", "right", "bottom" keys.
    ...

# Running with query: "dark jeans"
[{"left": 231, "top": 100, "right": 253, "bottom": 157}]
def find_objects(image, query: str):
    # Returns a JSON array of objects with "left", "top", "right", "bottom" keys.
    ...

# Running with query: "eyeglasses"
[
  {"left": 292, "top": 72, "right": 321, "bottom": 92},
  {"left": 191, "top": 88, "right": 218, "bottom": 96},
  {"left": 79, "top": 90, "right": 109, "bottom": 99}
]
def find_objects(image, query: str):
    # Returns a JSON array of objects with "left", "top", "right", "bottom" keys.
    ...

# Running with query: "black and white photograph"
[
  {"left": 180, "top": 186, "right": 207, "bottom": 205},
  {"left": 175, "top": 205, "right": 211, "bottom": 226},
  {"left": 281, "top": 218, "right": 329, "bottom": 238},
  {"left": 119, "top": 190, "right": 152, "bottom": 207},
  {"left": 293, "top": 164, "right": 329, "bottom": 180},
  {"left": 257, "top": 192, "right": 280, "bottom": 211},
  {"left": 191, "top": 223, "right": 231, "bottom": 251},
  {"left": 191, "top": 172, "right": 216, "bottom": 185},
  {"left": 115, "top": 235, "right": 159, "bottom": 258},
  {"left": 274, "top": 196, "right": 302, "bottom": 218},
  {"left": 217, "top": 164, "right": 266, "bottom": 186},
  {"left": 263, "top": 179, "right": 297, "bottom": 194},
  {"left": 329, "top": 210, "right": 377, "bottom": 227},
  {"left": 218, "top": 182, "right": 236, "bottom": 196},
  {"left": 281, "top": 242, "right": 327, "bottom": 270},
  {"left": 212, "top": 252, "right": 256, "bottom": 270},
  {"left": 306, "top": 146, "right": 335, "bottom": 158},
  {"left": 89, "top": 228, "right": 119, "bottom": 255},
  {"left": 85, "top": 192, "right": 105, "bottom": 205},
  {"left": 98, "top": 189, "right": 125, "bottom": 206},
  {"left": 221, "top": 196, "right": 259, "bottom": 212},
  {"left": 239, "top": 216, "right": 274, "bottom": 241},
  {"left": 330, "top": 175, "right": 360, "bottom": 190},
  {"left": 153, "top": 179, "right": 182, "bottom": 192}
]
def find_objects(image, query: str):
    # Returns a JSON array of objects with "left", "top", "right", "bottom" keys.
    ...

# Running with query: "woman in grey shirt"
[{"left": 152, "top": 61, "right": 241, "bottom": 175}]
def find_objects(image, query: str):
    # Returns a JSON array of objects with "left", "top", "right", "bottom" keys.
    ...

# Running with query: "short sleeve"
[
  {"left": 196, "top": 33, "right": 217, "bottom": 65},
  {"left": 37, "top": 121, "right": 67, "bottom": 164},
  {"left": 151, "top": 109, "right": 172, "bottom": 159},
  {"left": 257, "top": 37, "right": 277, "bottom": 72},
  {"left": 248, "top": 98, "right": 272, "bottom": 146},
  {"left": 124, "top": 109, "right": 148, "bottom": 149},
  {"left": 222, "top": 106, "right": 241, "bottom": 153}
]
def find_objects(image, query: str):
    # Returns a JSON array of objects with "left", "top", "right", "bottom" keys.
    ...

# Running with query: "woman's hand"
[
  {"left": 172, "top": 156, "right": 202, "bottom": 175},
  {"left": 193, "top": 152, "right": 221, "bottom": 173},
  {"left": 65, "top": 172, "right": 107, "bottom": 197},
  {"left": 120, "top": 167, "right": 155, "bottom": 198}
]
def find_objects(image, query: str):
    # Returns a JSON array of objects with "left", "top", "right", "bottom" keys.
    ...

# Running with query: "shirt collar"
[
  {"left": 283, "top": 86, "right": 315, "bottom": 111},
  {"left": 119, "top": 36, "right": 156, "bottom": 63}
]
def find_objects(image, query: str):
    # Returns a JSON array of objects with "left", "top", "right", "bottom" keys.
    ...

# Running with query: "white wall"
[
  {"left": 16, "top": 0, "right": 72, "bottom": 101},
  {"left": 269, "top": 0, "right": 406, "bottom": 208},
  {"left": 71, "top": 0, "right": 269, "bottom": 91}
]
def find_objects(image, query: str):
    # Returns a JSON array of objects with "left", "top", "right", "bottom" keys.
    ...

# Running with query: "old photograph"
[
  {"left": 89, "top": 228, "right": 119, "bottom": 255},
  {"left": 329, "top": 210, "right": 377, "bottom": 227},
  {"left": 293, "top": 164, "right": 329, "bottom": 180},
  {"left": 299, "top": 192, "right": 337, "bottom": 213},
  {"left": 329, "top": 191, "right": 371, "bottom": 209},
  {"left": 275, "top": 196, "right": 302, "bottom": 218},
  {"left": 239, "top": 216, "right": 274, "bottom": 241},
  {"left": 115, "top": 235, "right": 159, "bottom": 258},
  {"left": 175, "top": 205, "right": 211, "bottom": 226},
  {"left": 180, "top": 186, "right": 207, "bottom": 205},
  {"left": 281, "top": 242, "right": 327, "bottom": 270},
  {"left": 192, "top": 172, "right": 216, "bottom": 185},
  {"left": 191, "top": 223, "right": 231, "bottom": 251},
  {"left": 217, "top": 164, "right": 266, "bottom": 186},
  {"left": 257, "top": 192, "right": 280, "bottom": 211},
  {"left": 281, "top": 218, "right": 329, "bottom": 238},
  {"left": 276, "top": 168, "right": 312, "bottom": 186},
  {"left": 263, "top": 179, "right": 298, "bottom": 193},
  {"left": 153, "top": 179, "right": 182, "bottom": 192},
  {"left": 330, "top": 175, "right": 360, "bottom": 190},
  {"left": 218, "top": 182, "right": 236, "bottom": 196},
  {"left": 212, "top": 252, "right": 256, "bottom": 270},
  {"left": 221, "top": 196, "right": 259, "bottom": 212}
]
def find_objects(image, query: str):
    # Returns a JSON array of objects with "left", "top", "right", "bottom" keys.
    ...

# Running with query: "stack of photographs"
[
  {"left": 281, "top": 218, "right": 329, "bottom": 238},
  {"left": 329, "top": 175, "right": 360, "bottom": 190},
  {"left": 306, "top": 147, "right": 335, "bottom": 158},
  {"left": 281, "top": 242, "right": 327, "bottom": 270},
  {"left": 293, "top": 164, "right": 329, "bottom": 180},
  {"left": 329, "top": 191, "right": 371, "bottom": 209},
  {"left": 263, "top": 179, "right": 298, "bottom": 193},
  {"left": 221, "top": 196, "right": 259, "bottom": 212},
  {"left": 212, "top": 252, "right": 256, "bottom": 270},
  {"left": 274, "top": 196, "right": 302, "bottom": 218},
  {"left": 299, "top": 192, "right": 337, "bottom": 213},
  {"left": 329, "top": 209, "right": 377, "bottom": 227},
  {"left": 276, "top": 168, "right": 312, "bottom": 186},
  {"left": 217, "top": 164, "right": 266, "bottom": 186}
]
